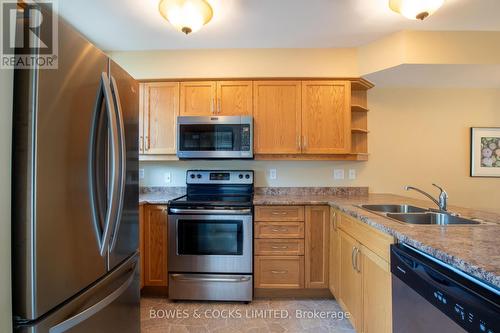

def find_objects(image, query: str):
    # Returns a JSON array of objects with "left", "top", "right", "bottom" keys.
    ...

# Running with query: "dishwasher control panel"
[{"left": 391, "top": 244, "right": 499, "bottom": 333}]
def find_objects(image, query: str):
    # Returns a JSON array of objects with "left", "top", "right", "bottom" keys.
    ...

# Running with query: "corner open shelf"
[{"left": 350, "top": 80, "right": 372, "bottom": 157}]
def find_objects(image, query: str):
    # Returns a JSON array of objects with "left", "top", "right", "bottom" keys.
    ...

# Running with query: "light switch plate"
[
  {"left": 333, "top": 169, "right": 345, "bottom": 180},
  {"left": 269, "top": 168, "right": 277, "bottom": 180},
  {"left": 348, "top": 169, "right": 356, "bottom": 180},
  {"left": 164, "top": 172, "right": 171, "bottom": 184},
  {"left": 139, "top": 168, "right": 145, "bottom": 180}
]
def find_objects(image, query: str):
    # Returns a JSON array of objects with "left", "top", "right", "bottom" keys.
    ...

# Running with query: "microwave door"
[{"left": 177, "top": 116, "right": 253, "bottom": 159}]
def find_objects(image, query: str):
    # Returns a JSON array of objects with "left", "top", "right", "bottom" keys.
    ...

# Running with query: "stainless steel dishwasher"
[{"left": 391, "top": 244, "right": 499, "bottom": 333}]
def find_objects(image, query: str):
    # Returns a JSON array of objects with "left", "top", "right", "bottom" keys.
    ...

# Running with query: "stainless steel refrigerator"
[{"left": 12, "top": 4, "right": 140, "bottom": 332}]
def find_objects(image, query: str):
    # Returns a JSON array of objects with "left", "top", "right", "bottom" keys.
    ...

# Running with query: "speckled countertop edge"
[
  {"left": 255, "top": 193, "right": 500, "bottom": 289},
  {"left": 139, "top": 189, "right": 500, "bottom": 289}
]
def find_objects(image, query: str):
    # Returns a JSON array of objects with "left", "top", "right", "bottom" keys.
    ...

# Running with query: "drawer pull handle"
[
  {"left": 271, "top": 211, "right": 288, "bottom": 215},
  {"left": 271, "top": 227, "right": 288, "bottom": 232},
  {"left": 271, "top": 245, "right": 289, "bottom": 249},
  {"left": 271, "top": 270, "right": 288, "bottom": 274}
]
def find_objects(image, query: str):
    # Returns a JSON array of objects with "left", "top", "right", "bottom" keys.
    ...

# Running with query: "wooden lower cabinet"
[
  {"left": 339, "top": 230, "right": 363, "bottom": 331},
  {"left": 254, "top": 205, "right": 329, "bottom": 292},
  {"left": 362, "top": 246, "right": 392, "bottom": 333},
  {"left": 143, "top": 205, "right": 168, "bottom": 287},
  {"left": 305, "top": 206, "right": 329, "bottom": 288},
  {"left": 139, "top": 205, "right": 145, "bottom": 289},
  {"left": 328, "top": 208, "right": 340, "bottom": 297},
  {"left": 332, "top": 210, "right": 394, "bottom": 333}
]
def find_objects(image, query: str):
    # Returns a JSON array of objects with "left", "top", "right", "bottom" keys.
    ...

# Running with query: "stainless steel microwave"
[{"left": 177, "top": 116, "right": 253, "bottom": 159}]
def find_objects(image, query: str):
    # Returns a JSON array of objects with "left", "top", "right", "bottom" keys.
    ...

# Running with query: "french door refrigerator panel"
[
  {"left": 107, "top": 60, "right": 139, "bottom": 269},
  {"left": 12, "top": 16, "right": 109, "bottom": 321},
  {"left": 12, "top": 4, "right": 139, "bottom": 330}
]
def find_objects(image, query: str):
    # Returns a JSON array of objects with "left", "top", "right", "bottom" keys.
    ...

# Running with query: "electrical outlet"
[
  {"left": 348, "top": 169, "right": 356, "bottom": 180},
  {"left": 139, "top": 168, "right": 145, "bottom": 180},
  {"left": 333, "top": 169, "right": 345, "bottom": 180},
  {"left": 164, "top": 172, "right": 171, "bottom": 184},
  {"left": 269, "top": 168, "right": 277, "bottom": 180}
]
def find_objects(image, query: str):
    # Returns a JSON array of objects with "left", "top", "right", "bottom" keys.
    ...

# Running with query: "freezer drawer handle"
[
  {"left": 171, "top": 274, "right": 251, "bottom": 283},
  {"left": 48, "top": 266, "right": 135, "bottom": 333}
]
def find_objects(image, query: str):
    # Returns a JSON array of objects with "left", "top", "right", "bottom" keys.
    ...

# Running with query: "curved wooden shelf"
[
  {"left": 351, "top": 128, "right": 369, "bottom": 133},
  {"left": 351, "top": 105, "right": 369, "bottom": 112}
]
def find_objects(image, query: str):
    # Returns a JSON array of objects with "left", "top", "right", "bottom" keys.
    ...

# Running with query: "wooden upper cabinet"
[
  {"left": 301, "top": 81, "right": 351, "bottom": 154},
  {"left": 253, "top": 81, "right": 302, "bottom": 154},
  {"left": 180, "top": 81, "right": 217, "bottom": 116},
  {"left": 305, "top": 206, "right": 329, "bottom": 289},
  {"left": 141, "top": 82, "right": 179, "bottom": 155},
  {"left": 216, "top": 81, "right": 253, "bottom": 116}
]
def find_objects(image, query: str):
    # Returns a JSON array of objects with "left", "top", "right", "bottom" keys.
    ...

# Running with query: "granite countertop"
[
  {"left": 255, "top": 192, "right": 500, "bottom": 289},
  {"left": 139, "top": 188, "right": 500, "bottom": 288},
  {"left": 139, "top": 187, "right": 185, "bottom": 205}
]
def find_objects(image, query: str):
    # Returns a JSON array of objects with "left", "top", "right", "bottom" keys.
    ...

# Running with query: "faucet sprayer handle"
[{"left": 432, "top": 183, "right": 448, "bottom": 198}]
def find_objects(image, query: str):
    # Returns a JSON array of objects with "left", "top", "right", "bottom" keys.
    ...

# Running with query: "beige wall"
[
  {"left": 140, "top": 87, "right": 500, "bottom": 214},
  {"left": 110, "top": 48, "right": 359, "bottom": 79},
  {"left": 0, "top": 67, "right": 13, "bottom": 331}
]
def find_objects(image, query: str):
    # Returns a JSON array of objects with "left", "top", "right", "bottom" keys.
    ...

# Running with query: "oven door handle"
[
  {"left": 170, "top": 274, "right": 251, "bottom": 283},
  {"left": 169, "top": 208, "right": 252, "bottom": 215}
]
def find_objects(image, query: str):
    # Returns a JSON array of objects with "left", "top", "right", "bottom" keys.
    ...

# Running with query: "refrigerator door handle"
[
  {"left": 89, "top": 72, "right": 120, "bottom": 256},
  {"left": 108, "top": 75, "right": 127, "bottom": 252},
  {"left": 48, "top": 263, "right": 136, "bottom": 333}
]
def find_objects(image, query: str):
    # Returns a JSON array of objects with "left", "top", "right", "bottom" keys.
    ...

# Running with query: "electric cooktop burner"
[{"left": 167, "top": 170, "right": 254, "bottom": 208}]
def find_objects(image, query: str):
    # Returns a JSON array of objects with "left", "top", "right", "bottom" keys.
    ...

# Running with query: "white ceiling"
[
  {"left": 365, "top": 64, "right": 500, "bottom": 88},
  {"left": 57, "top": 0, "right": 500, "bottom": 51}
]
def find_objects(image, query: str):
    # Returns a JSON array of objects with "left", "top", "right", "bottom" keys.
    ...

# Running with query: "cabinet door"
[
  {"left": 216, "top": 81, "right": 253, "bottom": 116},
  {"left": 339, "top": 230, "right": 362, "bottom": 331},
  {"left": 253, "top": 81, "right": 302, "bottom": 154},
  {"left": 180, "top": 81, "right": 216, "bottom": 116},
  {"left": 328, "top": 208, "right": 340, "bottom": 297},
  {"left": 144, "top": 205, "right": 168, "bottom": 287},
  {"left": 139, "top": 84, "right": 145, "bottom": 154},
  {"left": 143, "top": 82, "right": 179, "bottom": 155},
  {"left": 362, "top": 246, "right": 392, "bottom": 333},
  {"left": 301, "top": 81, "right": 351, "bottom": 154},
  {"left": 139, "top": 205, "right": 144, "bottom": 289},
  {"left": 305, "top": 206, "right": 329, "bottom": 288}
]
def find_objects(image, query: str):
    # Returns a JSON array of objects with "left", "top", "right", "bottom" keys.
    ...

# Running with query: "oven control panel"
[{"left": 186, "top": 170, "right": 254, "bottom": 184}]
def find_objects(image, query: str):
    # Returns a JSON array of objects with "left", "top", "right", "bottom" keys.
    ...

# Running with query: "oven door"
[
  {"left": 177, "top": 116, "right": 253, "bottom": 159},
  {"left": 168, "top": 213, "right": 252, "bottom": 273}
]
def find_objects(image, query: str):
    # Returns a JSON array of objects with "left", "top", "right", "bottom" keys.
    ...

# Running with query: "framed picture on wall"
[{"left": 471, "top": 127, "right": 500, "bottom": 177}]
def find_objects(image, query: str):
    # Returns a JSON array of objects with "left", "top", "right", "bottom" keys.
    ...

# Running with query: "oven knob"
[
  {"left": 190, "top": 174, "right": 195, "bottom": 179},
  {"left": 245, "top": 174, "right": 250, "bottom": 179},
  {"left": 238, "top": 174, "right": 243, "bottom": 179},
  {"left": 196, "top": 174, "right": 202, "bottom": 179}
]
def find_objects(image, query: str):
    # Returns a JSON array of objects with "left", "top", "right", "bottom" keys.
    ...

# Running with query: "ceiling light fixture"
[
  {"left": 389, "top": 0, "right": 444, "bottom": 20},
  {"left": 158, "top": 0, "right": 213, "bottom": 35}
]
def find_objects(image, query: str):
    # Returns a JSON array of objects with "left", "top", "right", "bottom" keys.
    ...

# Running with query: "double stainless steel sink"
[{"left": 359, "top": 204, "right": 482, "bottom": 225}]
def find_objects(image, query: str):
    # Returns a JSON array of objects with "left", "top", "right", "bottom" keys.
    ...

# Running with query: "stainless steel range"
[{"left": 167, "top": 170, "right": 254, "bottom": 302}]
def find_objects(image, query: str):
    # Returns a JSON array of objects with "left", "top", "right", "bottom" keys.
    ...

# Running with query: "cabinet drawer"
[
  {"left": 255, "top": 222, "right": 304, "bottom": 239},
  {"left": 255, "top": 239, "right": 305, "bottom": 255},
  {"left": 255, "top": 206, "right": 305, "bottom": 222},
  {"left": 255, "top": 256, "right": 304, "bottom": 289}
]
